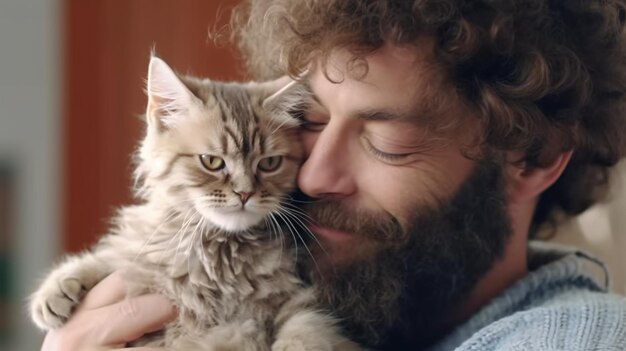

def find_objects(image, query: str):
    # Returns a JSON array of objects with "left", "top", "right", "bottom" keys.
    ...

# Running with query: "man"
[{"left": 42, "top": 0, "right": 626, "bottom": 350}]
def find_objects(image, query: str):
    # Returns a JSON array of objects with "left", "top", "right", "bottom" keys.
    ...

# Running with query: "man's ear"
[{"left": 506, "top": 151, "right": 573, "bottom": 203}]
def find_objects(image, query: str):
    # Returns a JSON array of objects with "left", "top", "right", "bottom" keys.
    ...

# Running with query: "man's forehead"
[
  {"left": 318, "top": 41, "right": 440, "bottom": 83},
  {"left": 305, "top": 42, "right": 457, "bottom": 123}
]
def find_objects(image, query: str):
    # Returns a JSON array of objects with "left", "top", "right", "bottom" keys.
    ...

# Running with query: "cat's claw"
[{"left": 30, "top": 277, "right": 86, "bottom": 330}]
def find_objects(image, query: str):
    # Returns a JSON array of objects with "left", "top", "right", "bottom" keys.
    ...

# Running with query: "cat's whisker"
[
  {"left": 179, "top": 212, "right": 200, "bottom": 253},
  {"left": 198, "top": 217, "right": 210, "bottom": 266},
  {"left": 276, "top": 206, "right": 328, "bottom": 256},
  {"left": 277, "top": 202, "right": 334, "bottom": 265},
  {"left": 264, "top": 108, "right": 294, "bottom": 135},
  {"left": 263, "top": 198, "right": 312, "bottom": 221},
  {"left": 274, "top": 210, "right": 322, "bottom": 276},
  {"left": 282, "top": 194, "right": 321, "bottom": 204},
  {"left": 188, "top": 215, "right": 204, "bottom": 255},
  {"left": 262, "top": 217, "right": 271, "bottom": 239},
  {"left": 276, "top": 206, "right": 330, "bottom": 265},
  {"left": 160, "top": 207, "right": 194, "bottom": 257},
  {"left": 168, "top": 210, "right": 199, "bottom": 267},
  {"left": 278, "top": 213, "right": 323, "bottom": 275},
  {"left": 196, "top": 216, "right": 208, "bottom": 248},
  {"left": 187, "top": 216, "right": 204, "bottom": 276},
  {"left": 263, "top": 217, "right": 275, "bottom": 243},
  {"left": 133, "top": 207, "right": 182, "bottom": 263},
  {"left": 268, "top": 212, "right": 288, "bottom": 263},
  {"left": 272, "top": 214, "right": 288, "bottom": 257},
  {"left": 278, "top": 202, "right": 316, "bottom": 223},
  {"left": 268, "top": 116, "right": 295, "bottom": 136},
  {"left": 264, "top": 215, "right": 284, "bottom": 262},
  {"left": 266, "top": 215, "right": 286, "bottom": 265}
]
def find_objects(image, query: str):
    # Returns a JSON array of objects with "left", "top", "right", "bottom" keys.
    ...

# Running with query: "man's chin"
[{"left": 305, "top": 242, "right": 407, "bottom": 348}]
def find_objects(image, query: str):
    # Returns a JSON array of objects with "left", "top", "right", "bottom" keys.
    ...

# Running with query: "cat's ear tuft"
[
  {"left": 146, "top": 56, "right": 196, "bottom": 132},
  {"left": 261, "top": 77, "right": 307, "bottom": 129},
  {"left": 261, "top": 76, "right": 294, "bottom": 103}
]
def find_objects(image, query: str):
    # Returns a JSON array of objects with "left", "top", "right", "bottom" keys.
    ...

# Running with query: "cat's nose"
[{"left": 233, "top": 191, "right": 254, "bottom": 205}]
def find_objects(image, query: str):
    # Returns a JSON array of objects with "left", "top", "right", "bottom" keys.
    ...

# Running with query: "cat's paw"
[{"left": 30, "top": 277, "right": 85, "bottom": 330}]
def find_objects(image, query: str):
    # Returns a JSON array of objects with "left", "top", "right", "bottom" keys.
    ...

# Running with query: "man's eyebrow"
[
  {"left": 354, "top": 109, "right": 416, "bottom": 122},
  {"left": 309, "top": 91, "right": 436, "bottom": 124}
]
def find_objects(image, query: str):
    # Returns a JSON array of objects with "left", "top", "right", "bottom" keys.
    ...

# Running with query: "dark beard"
[{"left": 297, "top": 160, "right": 513, "bottom": 349}]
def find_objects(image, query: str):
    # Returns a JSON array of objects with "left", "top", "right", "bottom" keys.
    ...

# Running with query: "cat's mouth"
[
  {"left": 217, "top": 205, "right": 261, "bottom": 214},
  {"left": 200, "top": 206, "right": 267, "bottom": 232}
]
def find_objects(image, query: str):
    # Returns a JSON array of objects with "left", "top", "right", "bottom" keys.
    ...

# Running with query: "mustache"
[{"left": 302, "top": 201, "right": 405, "bottom": 244}]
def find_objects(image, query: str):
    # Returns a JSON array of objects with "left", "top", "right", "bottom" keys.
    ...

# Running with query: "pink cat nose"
[{"left": 234, "top": 191, "right": 254, "bottom": 205}]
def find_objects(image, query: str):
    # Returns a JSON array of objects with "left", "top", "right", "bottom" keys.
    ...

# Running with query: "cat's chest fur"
[{"left": 99, "top": 205, "right": 303, "bottom": 333}]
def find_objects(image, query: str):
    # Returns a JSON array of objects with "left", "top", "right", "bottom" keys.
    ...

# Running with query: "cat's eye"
[
  {"left": 258, "top": 156, "right": 282, "bottom": 172},
  {"left": 199, "top": 155, "right": 225, "bottom": 171}
]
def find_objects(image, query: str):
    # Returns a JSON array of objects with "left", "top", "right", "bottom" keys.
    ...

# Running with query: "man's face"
[
  {"left": 299, "top": 43, "right": 482, "bottom": 267},
  {"left": 299, "top": 44, "right": 477, "bottom": 264},
  {"left": 296, "top": 43, "right": 513, "bottom": 348}
]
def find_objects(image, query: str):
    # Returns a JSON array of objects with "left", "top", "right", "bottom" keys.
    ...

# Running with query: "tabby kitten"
[{"left": 29, "top": 57, "right": 357, "bottom": 351}]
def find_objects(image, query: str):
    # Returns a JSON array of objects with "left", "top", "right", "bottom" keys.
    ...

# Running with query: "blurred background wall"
[
  {"left": 0, "top": 0, "right": 60, "bottom": 350},
  {"left": 550, "top": 159, "right": 626, "bottom": 294},
  {"left": 62, "top": 0, "right": 243, "bottom": 254},
  {"left": 0, "top": 1, "right": 624, "bottom": 350}
]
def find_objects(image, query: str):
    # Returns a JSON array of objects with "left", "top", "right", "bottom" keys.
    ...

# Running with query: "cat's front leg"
[
  {"left": 29, "top": 251, "right": 113, "bottom": 330},
  {"left": 272, "top": 290, "right": 361, "bottom": 351},
  {"left": 167, "top": 319, "right": 270, "bottom": 351},
  {"left": 272, "top": 310, "right": 360, "bottom": 351}
]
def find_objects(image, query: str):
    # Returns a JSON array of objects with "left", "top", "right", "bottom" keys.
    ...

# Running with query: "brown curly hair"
[{"left": 231, "top": 0, "right": 626, "bottom": 230}]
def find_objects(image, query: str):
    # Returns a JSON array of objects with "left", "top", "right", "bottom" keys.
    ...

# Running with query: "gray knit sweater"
[{"left": 428, "top": 241, "right": 626, "bottom": 351}]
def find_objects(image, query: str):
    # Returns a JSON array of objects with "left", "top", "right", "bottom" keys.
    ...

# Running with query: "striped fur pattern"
[{"left": 29, "top": 57, "right": 359, "bottom": 351}]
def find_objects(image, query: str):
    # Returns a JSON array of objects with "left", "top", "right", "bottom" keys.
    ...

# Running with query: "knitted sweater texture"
[{"left": 427, "top": 242, "right": 626, "bottom": 351}]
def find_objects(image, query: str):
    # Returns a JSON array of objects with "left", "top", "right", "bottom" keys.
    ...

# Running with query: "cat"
[{"left": 29, "top": 56, "right": 358, "bottom": 351}]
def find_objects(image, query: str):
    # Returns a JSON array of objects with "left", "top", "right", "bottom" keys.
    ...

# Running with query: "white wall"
[{"left": 0, "top": 0, "right": 61, "bottom": 350}]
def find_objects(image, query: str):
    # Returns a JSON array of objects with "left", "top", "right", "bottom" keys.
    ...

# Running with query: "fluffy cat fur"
[{"left": 29, "top": 56, "right": 358, "bottom": 351}]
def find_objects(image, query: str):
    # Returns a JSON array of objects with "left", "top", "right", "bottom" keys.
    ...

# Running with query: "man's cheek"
[{"left": 316, "top": 236, "right": 381, "bottom": 268}]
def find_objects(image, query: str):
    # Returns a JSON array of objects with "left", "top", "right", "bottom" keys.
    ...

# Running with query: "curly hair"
[{"left": 231, "top": 0, "right": 626, "bottom": 230}]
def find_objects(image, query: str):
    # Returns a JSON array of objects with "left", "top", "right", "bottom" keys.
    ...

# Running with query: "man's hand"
[{"left": 40, "top": 271, "right": 176, "bottom": 351}]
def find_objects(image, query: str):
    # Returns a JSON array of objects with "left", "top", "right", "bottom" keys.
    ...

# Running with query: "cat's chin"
[{"left": 201, "top": 208, "right": 266, "bottom": 233}]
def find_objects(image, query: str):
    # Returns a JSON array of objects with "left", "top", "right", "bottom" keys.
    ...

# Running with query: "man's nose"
[{"left": 297, "top": 124, "right": 357, "bottom": 199}]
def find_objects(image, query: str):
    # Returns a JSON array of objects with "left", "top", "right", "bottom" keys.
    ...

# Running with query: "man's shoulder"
[
  {"left": 432, "top": 245, "right": 626, "bottom": 351},
  {"left": 469, "top": 289, "right": 626, "bottom": 350}
]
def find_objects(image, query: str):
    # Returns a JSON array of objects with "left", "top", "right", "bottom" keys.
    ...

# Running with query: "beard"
[{"left": 296, "top": 160, "right": 513, "bottom": 349}]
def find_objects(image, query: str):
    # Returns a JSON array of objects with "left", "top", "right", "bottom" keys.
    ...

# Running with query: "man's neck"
[
  {"left": 451, "top": 202, "right": 532, "bottom": 327},
  {"left": 454, "top": 232, "right": 528, "bottom": 325}
]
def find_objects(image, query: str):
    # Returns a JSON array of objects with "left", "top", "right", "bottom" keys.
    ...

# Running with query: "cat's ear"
[
  {"left": 260, "top": 77, "right": 306, "bottom": 128},
  {"left": 146, "top": 56, "right": 198, "bottom": 132}
]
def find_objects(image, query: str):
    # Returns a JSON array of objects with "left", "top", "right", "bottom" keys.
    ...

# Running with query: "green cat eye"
[
  {"left": 199, "top": 155, "right": 225, "bottom": 171},
  {"left": 258, "top": 156, "right": 283, "bottom": 172}
]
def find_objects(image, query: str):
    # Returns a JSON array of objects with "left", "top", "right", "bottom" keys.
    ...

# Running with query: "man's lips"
[{"left": 308, "top": 223, "right": 355, "bottom": 243}]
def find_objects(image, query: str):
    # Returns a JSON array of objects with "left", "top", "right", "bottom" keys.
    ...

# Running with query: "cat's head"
[{"left": 136, "top": 56, "right": 305, "bottom": 233}]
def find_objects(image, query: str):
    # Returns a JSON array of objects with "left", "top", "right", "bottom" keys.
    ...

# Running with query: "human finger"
[
  {"left": 86, "top": 293, "right": 176, "bottom": 345},
  {"left": 77, "top": 271, "right": 129, "bottom": 311}
]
